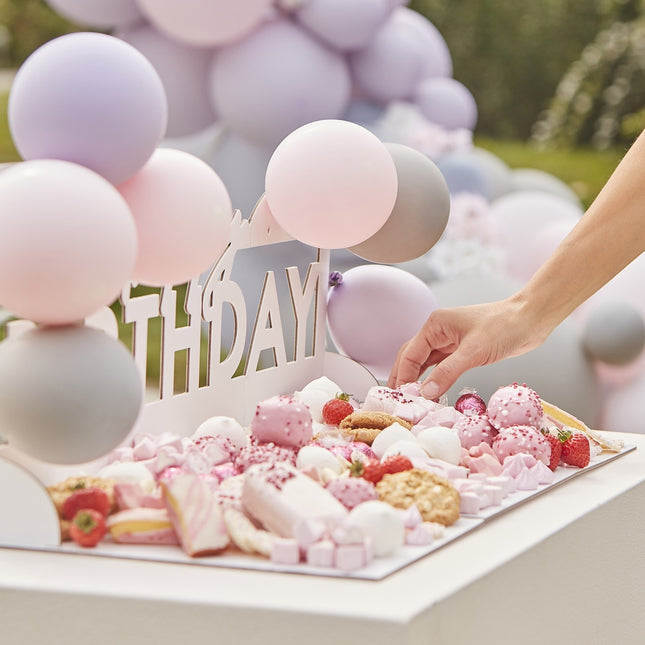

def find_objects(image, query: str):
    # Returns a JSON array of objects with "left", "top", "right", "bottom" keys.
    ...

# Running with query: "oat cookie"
[
  {"left": 376, "top": 468, "right": 460, "bottom": 526},
  {"left": 339, "top": 411, "right": 412, "bottom": 445}
]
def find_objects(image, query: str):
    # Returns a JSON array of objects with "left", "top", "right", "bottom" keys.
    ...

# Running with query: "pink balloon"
[
  {"left": 118, "top": 148, "right": 233, "bottom": 286},
  {"left": 488, "top": 191, "right": 583, "bottom": 281},
  {"left": 349, "top": 8, "right": 452, "bottom": 102},
  {"left": 295, "top": 0, "right": 391, "bottom": 51},
  {"left": 327, "top": 265, "right": 439, "bottom": 380},
  {"left": 209, "top": 18, "right": 351, "bottom": 146},
  {"left": 413, "top": 77, "right": 478, "bottom": 131},
  {"left": 136, "top": 0, "right": 273, "bottom": 46},
  {"left": 265, "top": 120, "right": 398, "bottom": 249},
  {"left": 45, "top": 0, "right": 143, "bottom": 29},
  {"left": 119, "top": 25, "right": 216, "bottom": 138},
  {"left": 0, "top": 160, "right": 137, "bottom": 324}
]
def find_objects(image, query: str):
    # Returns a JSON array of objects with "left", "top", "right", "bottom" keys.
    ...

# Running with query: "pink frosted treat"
[
  {"left": 250, "top": 394, "right": 313, "bottom": 448},
  {"left": 107, "top": 508, "right": 179, "bottom": 545},
  {"left": 162, "top": 473, "right": 230, "bottom": 557},
  {"left": 325, "top": 477, "right": 378, "bottom": 510},
  {"left": 242, "top": 462, "right": 348, "bottom": 538},
  {"left": 492, "top": 425, "right": 551, "bottom": 466},
  {"left": 453, "top": 414, "right": 498, "bottom": 449},
  {"left": 234, "top": 437, "right": 297, "bottom": 473},
  {"left": 487, "top": 383, "right": 544, "bottom": 430}
]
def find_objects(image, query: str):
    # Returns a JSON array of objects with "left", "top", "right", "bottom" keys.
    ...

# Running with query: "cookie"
[
  {"left": 339, "top": 411, "right": 412, "bottom": 445},
  {"left": 376, "top": 468, "right": 460, "bottom": 526}
]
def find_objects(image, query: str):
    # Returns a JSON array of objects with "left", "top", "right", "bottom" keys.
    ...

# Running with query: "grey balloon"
[
  {"left": 511, "top": 168, "right": 581, "bottom": 206},
  {"left": 582, "top": 301, "right": 645, "bottom": 366},
  {"left": 349, "top": 143, "right": 450, "bottom": 264},
  {"left": 0, "top": 325, "right": 143, "bottom": 464},
  {"left": 429, "top": 276, "right": 600, "bottom": 426}
]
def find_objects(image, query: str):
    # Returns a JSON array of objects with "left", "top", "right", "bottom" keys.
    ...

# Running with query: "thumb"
[{"left": 420, "top": 348, "right": 474, "bottom": 398}]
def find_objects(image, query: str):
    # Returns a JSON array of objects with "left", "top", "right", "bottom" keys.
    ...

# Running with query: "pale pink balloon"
[
  {"left": 136, "top": 0, "right": 273, "bottom": 47},
  {"left": 45, "top": 0, "right": 143, "bottom": 29},
  {"left": 265, "top": 120, "right": 398, "bottom": 249},
  {"left": 118, "top": 148, "right": 233, "bottom": 286},
  {"left": 0, "top": 160, "right": 137, "bottom": 324}
]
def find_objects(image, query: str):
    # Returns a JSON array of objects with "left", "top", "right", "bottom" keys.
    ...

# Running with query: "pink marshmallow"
[
  {"left": 306, "top": 540, "right": 335, "bottom": 568},
  {"left": 405, "top": 523, "right": 435, "bottom": 546},
  {"left": 335, "top": 543, "right": 366, "bottom": 571},
  {"left": 460, "top": 492, "right": 481, "bottom": 514},
  {"left": 271, "top": 538, "right": 301, "bottom": 565}
]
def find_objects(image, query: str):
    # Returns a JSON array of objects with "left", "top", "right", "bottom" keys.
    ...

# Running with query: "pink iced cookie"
[
  {"left": 492, "top": 425, "right": 551, "bottom": 465},
  {"left": 325, "top": 477, "right": 378, "bottom": 510},
  {"left": 250, "top": 394, "right": 313, "bottom": 448},
  {"left": 487, "top": 383, "right": 543, "bottom": 430},
  {"left": 453, "top": 414, "right": 498, "bottom": 448}
]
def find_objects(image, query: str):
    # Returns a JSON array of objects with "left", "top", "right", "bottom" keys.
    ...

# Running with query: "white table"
[{"left": 2, "top": 431, "right": 644, "bottom": 645}]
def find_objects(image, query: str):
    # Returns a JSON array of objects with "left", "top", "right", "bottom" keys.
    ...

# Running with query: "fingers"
[
  {"left": 389, "top": 331, "right": 434, "bottom": 388},
  {"left": 420, "top": 346, "right": 477, "bottom": 398}
]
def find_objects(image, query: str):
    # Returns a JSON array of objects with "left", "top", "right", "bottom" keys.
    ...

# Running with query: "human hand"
[{"left": 388, "top": 298, "right": 547, "bottom": 398}]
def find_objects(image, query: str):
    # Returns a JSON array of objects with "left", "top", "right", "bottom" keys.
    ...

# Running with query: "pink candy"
[
  {"left": 492, "top": 425, "right": 551, "bottom": 465},
  {"left": 250, "top": 394, "right": 313, "bottom": 448},
  {"left": 487, "top": 383, "right": 544, "bottom": 430},
  {"left": 325, "top": 477, "right": 378, "bottom": 510}
]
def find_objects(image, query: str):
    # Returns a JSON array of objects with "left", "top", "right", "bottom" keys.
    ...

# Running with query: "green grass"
[
  {"left": 0, "top": 91, "right": 19, "bottom": 162},
  {"left": 475, "top": 136, "right": 625, "bottom": 209}
]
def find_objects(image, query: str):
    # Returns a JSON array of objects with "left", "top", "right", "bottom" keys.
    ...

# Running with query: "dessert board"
[{"left": 0, "top": 443, "right": 634, "bottom": 580}]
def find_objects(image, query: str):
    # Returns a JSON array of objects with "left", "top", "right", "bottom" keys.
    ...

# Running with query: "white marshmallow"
[
  {"left": 192, "top": 416, "right": 247, "bottom": 450},
  {"left": 371, "top": 423, "right": 416, "bottom": 459},
  {"left": 296, "top": 444, "right": 344, "bottom": 476},
  {"left": 417, "top": 426, "right": 462, "bottom": 465},
  {"left": 381, "top": 439, "right": 429, "bottom": 462},
  {"left": 348, "top": 501, "right": 405, "bottom": 557}
]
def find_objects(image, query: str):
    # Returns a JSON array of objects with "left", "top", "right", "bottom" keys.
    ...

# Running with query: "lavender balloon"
[
  {"left": 45, "top": 0, "right": 143, "bottom": 29},
  {"left": 295, "top": 0, "right": 391, "bottom": 52},
  {"left": 349, "top": 8, "right": 451, "bottom": 103},
  {"left": 413, "top": 77, "right": 478, "bottom": 132},
  {"left": 9, "top": 32, "right": 168, "bottom": 185},
  {"left": 0, "top": 325, "right": 142, "bottom": 464},
  {"left": 327, "top": 265, "right": 438, "bottom": 381},
  {"left": 209, "top": 18, "right": 351, "bottom": 146},
  {"left": 120, "top": 25, "right": 216, "bottom": 138}
]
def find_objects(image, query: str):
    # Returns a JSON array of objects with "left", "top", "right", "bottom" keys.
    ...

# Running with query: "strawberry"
[
  {"left": 69, "top": 509, "right": 107, "bottom": 548},
  {"left": 350, "top": 457, "right": 386, "bottom": 484},
  {"left": 559, "top": 429, "right": 590, "bottom": 468},
  {"left": 381, "top": 454, "right": 413, "bottom": 476},
  {"left": 540, "top": 429, "right": 563, "bottom": 471},
  {"left": 322, "top": 392, "right": 354, "bottom": 426},
  {"left": 62, "top": 486, "right": 110, "bottom": 521}
]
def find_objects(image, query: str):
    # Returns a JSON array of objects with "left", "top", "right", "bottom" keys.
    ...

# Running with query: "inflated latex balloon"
[
  {"left": 519, "top": 218, "right": 578, "bottom": 282},
  {"left": 349, "top": 8, "right": 451, "bottom": 103},
  {"left": 469, "top": 147, "right": 513, "bottom": 201},
  {"left": 45, "top": 0, "right": 142, "bottom": 29},
  {"left": 207, "top": 129, "right": 274, "bottom": 217},
  {"left": 510, "top": 168, "right": 581, "bottom": 206},
  {"left": 413, "top": 77, "right": 478, "bottom": 131},
  {"left": 327, "top": 265, "right": 438, "bottom": 380},
  {"left": 0, "top": 326, "right": 143, "bottom": 464},
  {"left": 9, "top": 32, "right": 167, "bottom": 185},
  {"left": 431, "top": 276, "right": 600, "bottom": 426},
  {"left": 0, "top": 160, "right": 137, "bottom": 325},
  {"left": 582, "top": 301, "right": 645, "bottom": 366},
  {"left": 294, "top": 0, "right": 391, "bottom": 51},
  {"left": 120, "top": 25, "right": 216, "bottom": 138},
  {"left": 136, "top": 0, "right": 272, "bottom": 46},
  {"left": 265, "top": 120, "right": 398, "bottom": 249},
  {"left": 488, "top": 190, "right": 583, "bottom": 280},
  {"left": 349, "top": 143, "right": 450, "bottom": 263},
  {"left": 435, "top": 152, "right": 493, "bottom": 200},
  {"left": 118, "top": 148, "right": 233, "bottom": 286},
  {"left": 209, "top": 18, "right": 351, "bottom": 147}
]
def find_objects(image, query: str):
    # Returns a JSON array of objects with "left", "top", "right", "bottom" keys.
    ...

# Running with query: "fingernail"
[{"left": 421, "top": 381, "right": 440, "bottom": 399}]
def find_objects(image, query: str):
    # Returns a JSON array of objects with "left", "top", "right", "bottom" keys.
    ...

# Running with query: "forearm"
[{"left": 512, "top": 130, "right": 645, "bottom": 336}]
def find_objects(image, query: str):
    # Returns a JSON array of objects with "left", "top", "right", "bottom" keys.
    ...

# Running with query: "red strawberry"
[
  {"left": 350, "top": 457, "right": 386, "bottom": 484},
  {"left": 559, "top": 429, "right": 590, "bottom": 468},
  {"left": 541, "top": 430, "right": 563, "bottom": 471},
  {"left": 381, "top": 454, "right": 413, "bottom": 476},
  {"left": 322, "top": 392, "right": 354, "bottom": 426},
  {"left": 69, "top": 509, "right": 107, "bottom": 548},
  {"left": 62, "top": 486, "right": 110, "bottom": 521}
]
